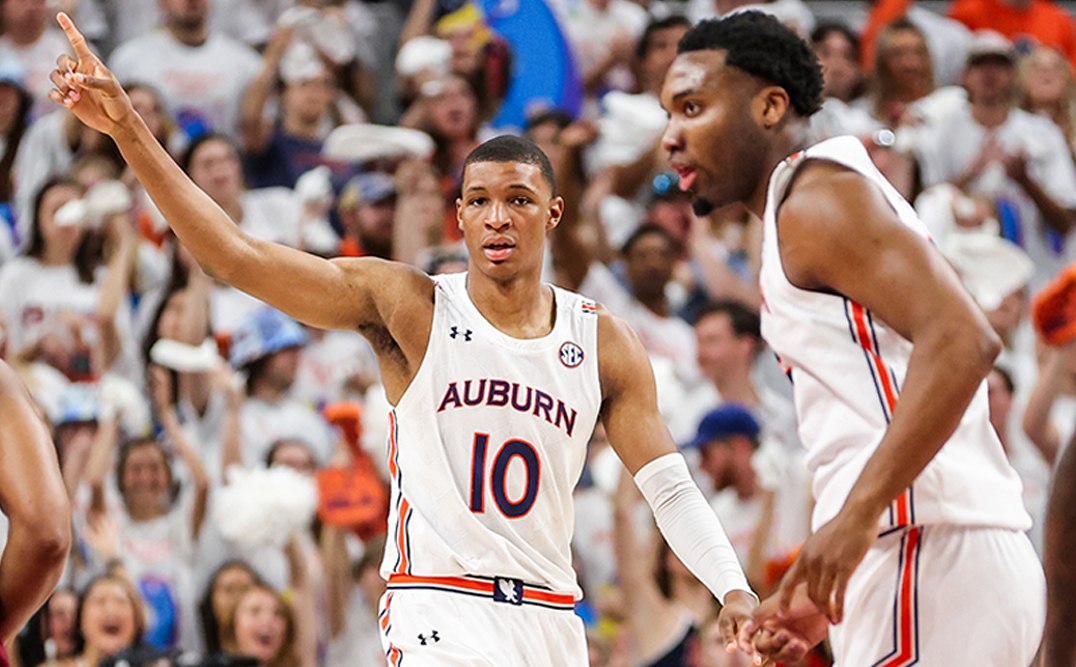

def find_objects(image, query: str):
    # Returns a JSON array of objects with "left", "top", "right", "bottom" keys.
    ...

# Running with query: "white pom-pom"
[{"left": 214, "top": 465, "right": 318, "bottom": 549}]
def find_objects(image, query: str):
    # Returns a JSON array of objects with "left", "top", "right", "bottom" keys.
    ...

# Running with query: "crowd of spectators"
[{"left": 0, "top": 0, "right": 1073, "bottom": 664}]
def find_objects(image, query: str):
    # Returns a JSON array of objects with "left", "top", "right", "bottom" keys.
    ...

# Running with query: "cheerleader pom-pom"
[{"left": 214, "top": 464, "right": 318, "bottom": 549}]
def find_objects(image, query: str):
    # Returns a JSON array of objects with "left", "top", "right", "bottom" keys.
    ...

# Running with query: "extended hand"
[
  {"left": 742, "top": 583, "right": 829, "bottom": 664},
  {"left": 718, "top": 589, "right": 759, "bottom": 655},
  {"left": 48, "top": 12, "right": 134, "bottom": 135},
  {"left": 776, "top": 508, "right": 877, "bottom": 623}
]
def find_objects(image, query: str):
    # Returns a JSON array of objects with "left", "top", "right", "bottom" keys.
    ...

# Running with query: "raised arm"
[
  {"left": 150, "top": 365, "right": 209, "bottom": 540},
  {"left": 0, "top": 361, "right": 72, "bottom": 645},
  {"left": 598, "top": 308, "right": 757, "bottom": 651},
  {"left": 770, "top": 160, "right": 1001, "bottom": 622},
  {"left": 49, "top": 14, "right": 434, "bottom": 342}
]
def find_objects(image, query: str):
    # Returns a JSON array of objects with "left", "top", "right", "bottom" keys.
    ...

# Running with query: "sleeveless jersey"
[
  {"left": 758, "top": 136, "right": 1030, "bottom": 534},
  {"left": 379, "top": 272, "right": 602, "bottom": 597}
]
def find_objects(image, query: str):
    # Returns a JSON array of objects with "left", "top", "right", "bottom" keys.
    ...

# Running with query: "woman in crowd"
[
  {"left": 56, "top": 575, "right": 145, "bottom": 667},
  {"left": 218, "top": 571, "right": 315, "bottom": 667},
  {"left": 199, "top": 561, "right": 265, "bottom": 655},
  {"left": 1018, "top": 46, "right": 1076, "bottom": 160},
  {"left": 0, "top": 177, "right": 136, "bottom": 381}
]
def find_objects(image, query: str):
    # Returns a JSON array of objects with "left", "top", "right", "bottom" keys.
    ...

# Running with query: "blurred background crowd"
[{"left": 0, "top": 0, "right": 1072, "bottom": 664}]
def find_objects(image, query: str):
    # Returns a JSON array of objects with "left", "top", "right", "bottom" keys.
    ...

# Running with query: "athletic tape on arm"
[{"left": 634, "top": 452, "right": 757, "bottom": 605}]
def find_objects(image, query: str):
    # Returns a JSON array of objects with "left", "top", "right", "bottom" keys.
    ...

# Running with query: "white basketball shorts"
[
  {"left": 829, "top": 525, "right": 1045, "bottom": 667},
  {"left": 378, "top": 574, "right": 588, "bottom": 666}
]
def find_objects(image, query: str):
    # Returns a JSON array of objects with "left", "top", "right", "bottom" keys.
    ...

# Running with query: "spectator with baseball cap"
[
  {"left": 229, "top": 308, "right": 334, "bottom": 467},
  {"left": 684, "top": 404, "right": 800, "bottom": 594}
]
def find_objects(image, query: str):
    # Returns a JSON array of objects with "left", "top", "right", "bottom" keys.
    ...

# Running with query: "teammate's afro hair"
[
  {"left": 678, "top": 11, "right": 824, "bottom": 117},
  {"left": 464, "top": 135, "right": 557, "bottom": 196}
]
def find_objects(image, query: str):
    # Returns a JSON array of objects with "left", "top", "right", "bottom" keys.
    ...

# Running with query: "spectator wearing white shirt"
[{"left": 108, "top": 0, "right": 262, "bottom": 143}]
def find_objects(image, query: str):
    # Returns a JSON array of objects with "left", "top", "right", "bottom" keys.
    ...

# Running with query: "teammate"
[
  {"left": 0, "top": 360, "right": 71, "bottom": 659},
  {"left": 49, "top": 13, "right": 758, "bottom": 666},
  {"left": 658, "top": 12, "right": 1044, "bottom": 666}
]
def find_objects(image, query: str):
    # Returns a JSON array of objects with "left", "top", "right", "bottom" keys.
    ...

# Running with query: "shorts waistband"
[{"left": 386, "top": 574, "right": 576, "bottom": 611}]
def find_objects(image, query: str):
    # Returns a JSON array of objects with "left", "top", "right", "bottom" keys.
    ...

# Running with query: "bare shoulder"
[
  {"left": 776, "top": 159, "right": 917, "bottom": 293},
  {"left": 329, "top": 256, "right": 436, "bottom": 325}
]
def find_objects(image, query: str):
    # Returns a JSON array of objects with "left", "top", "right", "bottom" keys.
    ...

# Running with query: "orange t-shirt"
[{"left": 948, "top": 0, "right": 1076, "bottom": 71}]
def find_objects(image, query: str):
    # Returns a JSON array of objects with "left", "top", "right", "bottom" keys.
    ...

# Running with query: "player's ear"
[
  {"left": 754, "top": 85, "right": 791, "bottom": 129},
  {"left": 456, "top": 197, "right": 464, "bottom": 233},
  {"left": 546, "top": 197, "right": 565, "bottom": 230}
]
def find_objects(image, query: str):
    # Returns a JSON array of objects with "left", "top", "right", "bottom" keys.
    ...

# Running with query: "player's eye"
[
  {"left": 683, "top": 101, "right": 702, "bottom": 117},
  {"left": 513, "top": 196, "right": 532, "bottom": 206},
  {"left": 469, "top": 197, "right": 488, "bottom": 206}
]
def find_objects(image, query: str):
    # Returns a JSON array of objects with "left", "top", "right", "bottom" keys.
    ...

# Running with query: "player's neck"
[
  {"left": 466, "top": 272, "right": 556, "bottom": 340},
  {"left": 745, "top": 136, "right": 803, "bottom": 218}
]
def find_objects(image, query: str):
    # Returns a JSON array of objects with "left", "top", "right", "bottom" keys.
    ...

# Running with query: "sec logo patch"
[{"left": 559, "top": 341, "right": 584, "bottom": 368}]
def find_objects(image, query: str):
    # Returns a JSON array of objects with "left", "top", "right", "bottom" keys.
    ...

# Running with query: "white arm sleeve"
[{"left": 633, "top": 452, "right": 757, "bottom": 605}]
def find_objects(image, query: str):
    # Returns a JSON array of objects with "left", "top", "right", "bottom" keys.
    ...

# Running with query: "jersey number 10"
[{"left": 469, "top": 433, "right": 540, "bottom": 518}]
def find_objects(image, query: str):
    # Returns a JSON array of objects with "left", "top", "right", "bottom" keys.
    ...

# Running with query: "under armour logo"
[
  {"left": 418, "top": 630, "right": 440, "bottom": 645},
  {"left": 492, "top": 577, "right": 524, "bottom": 605},
  {"left": 450, "top": 326, "right": 473, "bottom": 341}
]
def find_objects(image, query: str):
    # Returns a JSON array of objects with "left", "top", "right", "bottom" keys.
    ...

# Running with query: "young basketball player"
[
  {"left": 50, "top": 14, "right": 758, "bottom": 665},
  {"left": 658, "top": 12, "right": 1044, "bottom": 666}
]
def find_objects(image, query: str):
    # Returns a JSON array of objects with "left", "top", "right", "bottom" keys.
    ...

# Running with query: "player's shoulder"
[{"left": 595, "top": 305, "right": 648, "bottom": 370}]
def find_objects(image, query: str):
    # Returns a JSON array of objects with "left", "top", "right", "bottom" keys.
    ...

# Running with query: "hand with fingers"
[
  {"left": 741, "top": 582, "right": 829, "bottom": 665},
  {"left": 49, "top": 12, "right": 136, "bottom": 135},
  {"left": 718, "top": 589, "right": 760, "bottom": 657},
  {"left": 775, "top": 507, "right": 877, "bottom": 625}
]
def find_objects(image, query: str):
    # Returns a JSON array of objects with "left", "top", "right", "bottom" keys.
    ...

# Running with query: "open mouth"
[
  {"left": 670, "top": 164, "right": 697, "bottom": 192},
  {"left": 482, "top": 240, "right": 515, "bottom": 263}
]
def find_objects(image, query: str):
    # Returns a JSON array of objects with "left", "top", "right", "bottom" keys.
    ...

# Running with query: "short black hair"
[
  {"left": 620, "top": 223, "right": 683, "bottom": 256},
  {"left": 464, "top": 135, "right": 557, "bottom": 196},
  {"left": 678, "top": 11, "right": 824, "bottom": 117},
  {"left": 637, "top": 15, "right": 692, "bottom": 60},
  {"left": 696, "top": 300, "right": 761, "bottom": 340},
  {"left": 811, "top": 21, "right": 861, "bottom": 62}
]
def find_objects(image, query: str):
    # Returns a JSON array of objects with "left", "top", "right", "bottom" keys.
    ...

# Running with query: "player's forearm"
[
  {"left": 109, "top": 117, "right": 256, "bottom": 289},
  {"left": 1019, "top": 175, "right": 1075, "bottom": 235},
  {"left": 842, "top": 320, "right": 1000, "bottom": 522}
]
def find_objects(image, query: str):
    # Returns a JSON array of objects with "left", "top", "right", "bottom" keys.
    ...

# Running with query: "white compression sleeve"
[{"left": 633, "top": 452, "right": 757, "bottom": 605}]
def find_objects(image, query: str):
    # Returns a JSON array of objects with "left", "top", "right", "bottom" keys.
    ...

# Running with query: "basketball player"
[
  {"left": 0, "top": 360, "right": 71, "bottom": 658},
  {"left": 49, "top": 14, "right": 759, "bottom": 666},
  {"left": 657, "top": 12, "right": 1044, "bottom": 666}
]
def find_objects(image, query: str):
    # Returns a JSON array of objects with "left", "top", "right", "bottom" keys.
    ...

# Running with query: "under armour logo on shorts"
[
  {"left": 417, "top": 630, "right": 440, "bottom": 645},
  {"left": 450, "top": 326, "right": 473, "bottom": 341},
  {"left": 492, "top": 577, "right": 524, "bottom": 605}
]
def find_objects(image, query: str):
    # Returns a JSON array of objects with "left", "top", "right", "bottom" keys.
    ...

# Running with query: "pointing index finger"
[{"left": 56, "top": 12, "right": 95, "bottom": 60}]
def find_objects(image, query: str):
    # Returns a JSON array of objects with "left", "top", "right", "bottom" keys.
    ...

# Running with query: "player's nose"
[
  {"left": 661, "top": 120, "right": 683, "bottom": 155},
  {"left": 483, "top": 200, "right": 511, "bottom": 229}
]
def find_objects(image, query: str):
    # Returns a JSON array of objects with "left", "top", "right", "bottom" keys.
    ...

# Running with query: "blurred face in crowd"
[
  {"left": 0, "top": 82, "right": 23, "bottom": 134},
  {"left": 37, "top": 183, "right": 85, "bottom": 262},
  {"left": 638, "top": 24, "right": 690, "bottom": 94},
  {"left": 80, "top": 579, "right": 140, "bottom": 658},
  {"left": 622, "top": 230, "right": 677, "bottom": 302},
  {"left": 160, "top": 0, "right": 209, "bottom": 32},
  {"left": 283, "top": 69, "right": 336, "bottom": 127},
  {"left": 188, "top": 138, "right": 244, "bottom": 208},
  {"left": 1019, "top": 47, "right": 1072, "bottom": 109},
  {"left": 233, "top": 587, "right": 288, "bottom": 663},
  {"left": 121, "top": 441, "right": 172, "bottom": 517},
  {"left": 815, "top": 29, "right": 862, "bottom": 102},
  {"left": 457, "top": 160, "right": 562, "bottom": 284},
  {"left": 357, "top": 196, "right": 397, "bottom": 254},
  {"left": 157, "top": 289, "right": 194, "bottom": 342},
  {"left": 48, "top": 590, "right": 79, "bottom": 660},
  {"left": 212, "top": 565, "right": 258, "bottom": 627},
  {"left": 262, "top": 347, "right": 302, "bottom": 392},
  {"left": 442, "top": 25, "right": 483, "bottom": 76},
  {"left": 269, "top": 440, "right": 318, "bottom": 475},
  {"left": 646, "top": 197, "right": 693, "bottom": 245},
  {"left": 2, "top": 0, "right": 47, "bottom": 36},
  {"left": 128, "top": 86, "right": 169, "bottom": 145},
  {"left": 987, "top": 368, "right": 1013, "bottom": 440},
  {"left": 695, "top": 311, "right": 755, "bottom": 382},
  {"left": 427, "top": 76, "right": 478, "bottom": 142},
  {"left": 878, "top": 27, "right": 932, "bottom": 97},
  {"left": 964, "top": 56, "right": 1017, "bottom": 106}
]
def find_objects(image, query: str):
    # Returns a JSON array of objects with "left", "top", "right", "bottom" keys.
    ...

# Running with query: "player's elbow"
[
  {"left": 972, "top": 323, "right": 1003, "bottom": 374},
  {"left": 14, "top": 513, "right": 71, "bottom": 569}
]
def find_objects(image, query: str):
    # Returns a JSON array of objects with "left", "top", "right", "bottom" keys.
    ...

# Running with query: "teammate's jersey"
[
  {"left": 759, "top": 136, "right": 1030, "bottom": 534},
  {"left": 379, "top": 272, "right": 602, "bottom": 597}
]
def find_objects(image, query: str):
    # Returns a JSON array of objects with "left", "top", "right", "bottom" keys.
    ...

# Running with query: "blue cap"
[
  {"left": 683, "top": 403, "right": 760, "bottom": 449},
  {"left": 229, "top": 308, "right": 309, "bottom": 368}
]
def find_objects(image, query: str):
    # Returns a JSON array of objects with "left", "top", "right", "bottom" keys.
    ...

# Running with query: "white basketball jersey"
[
  {"left": 759, "top": 136, "right": 1030, "bottom": 534},
  {"left": 379, "top": 272, "right": 602, "bottom": 597}
]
